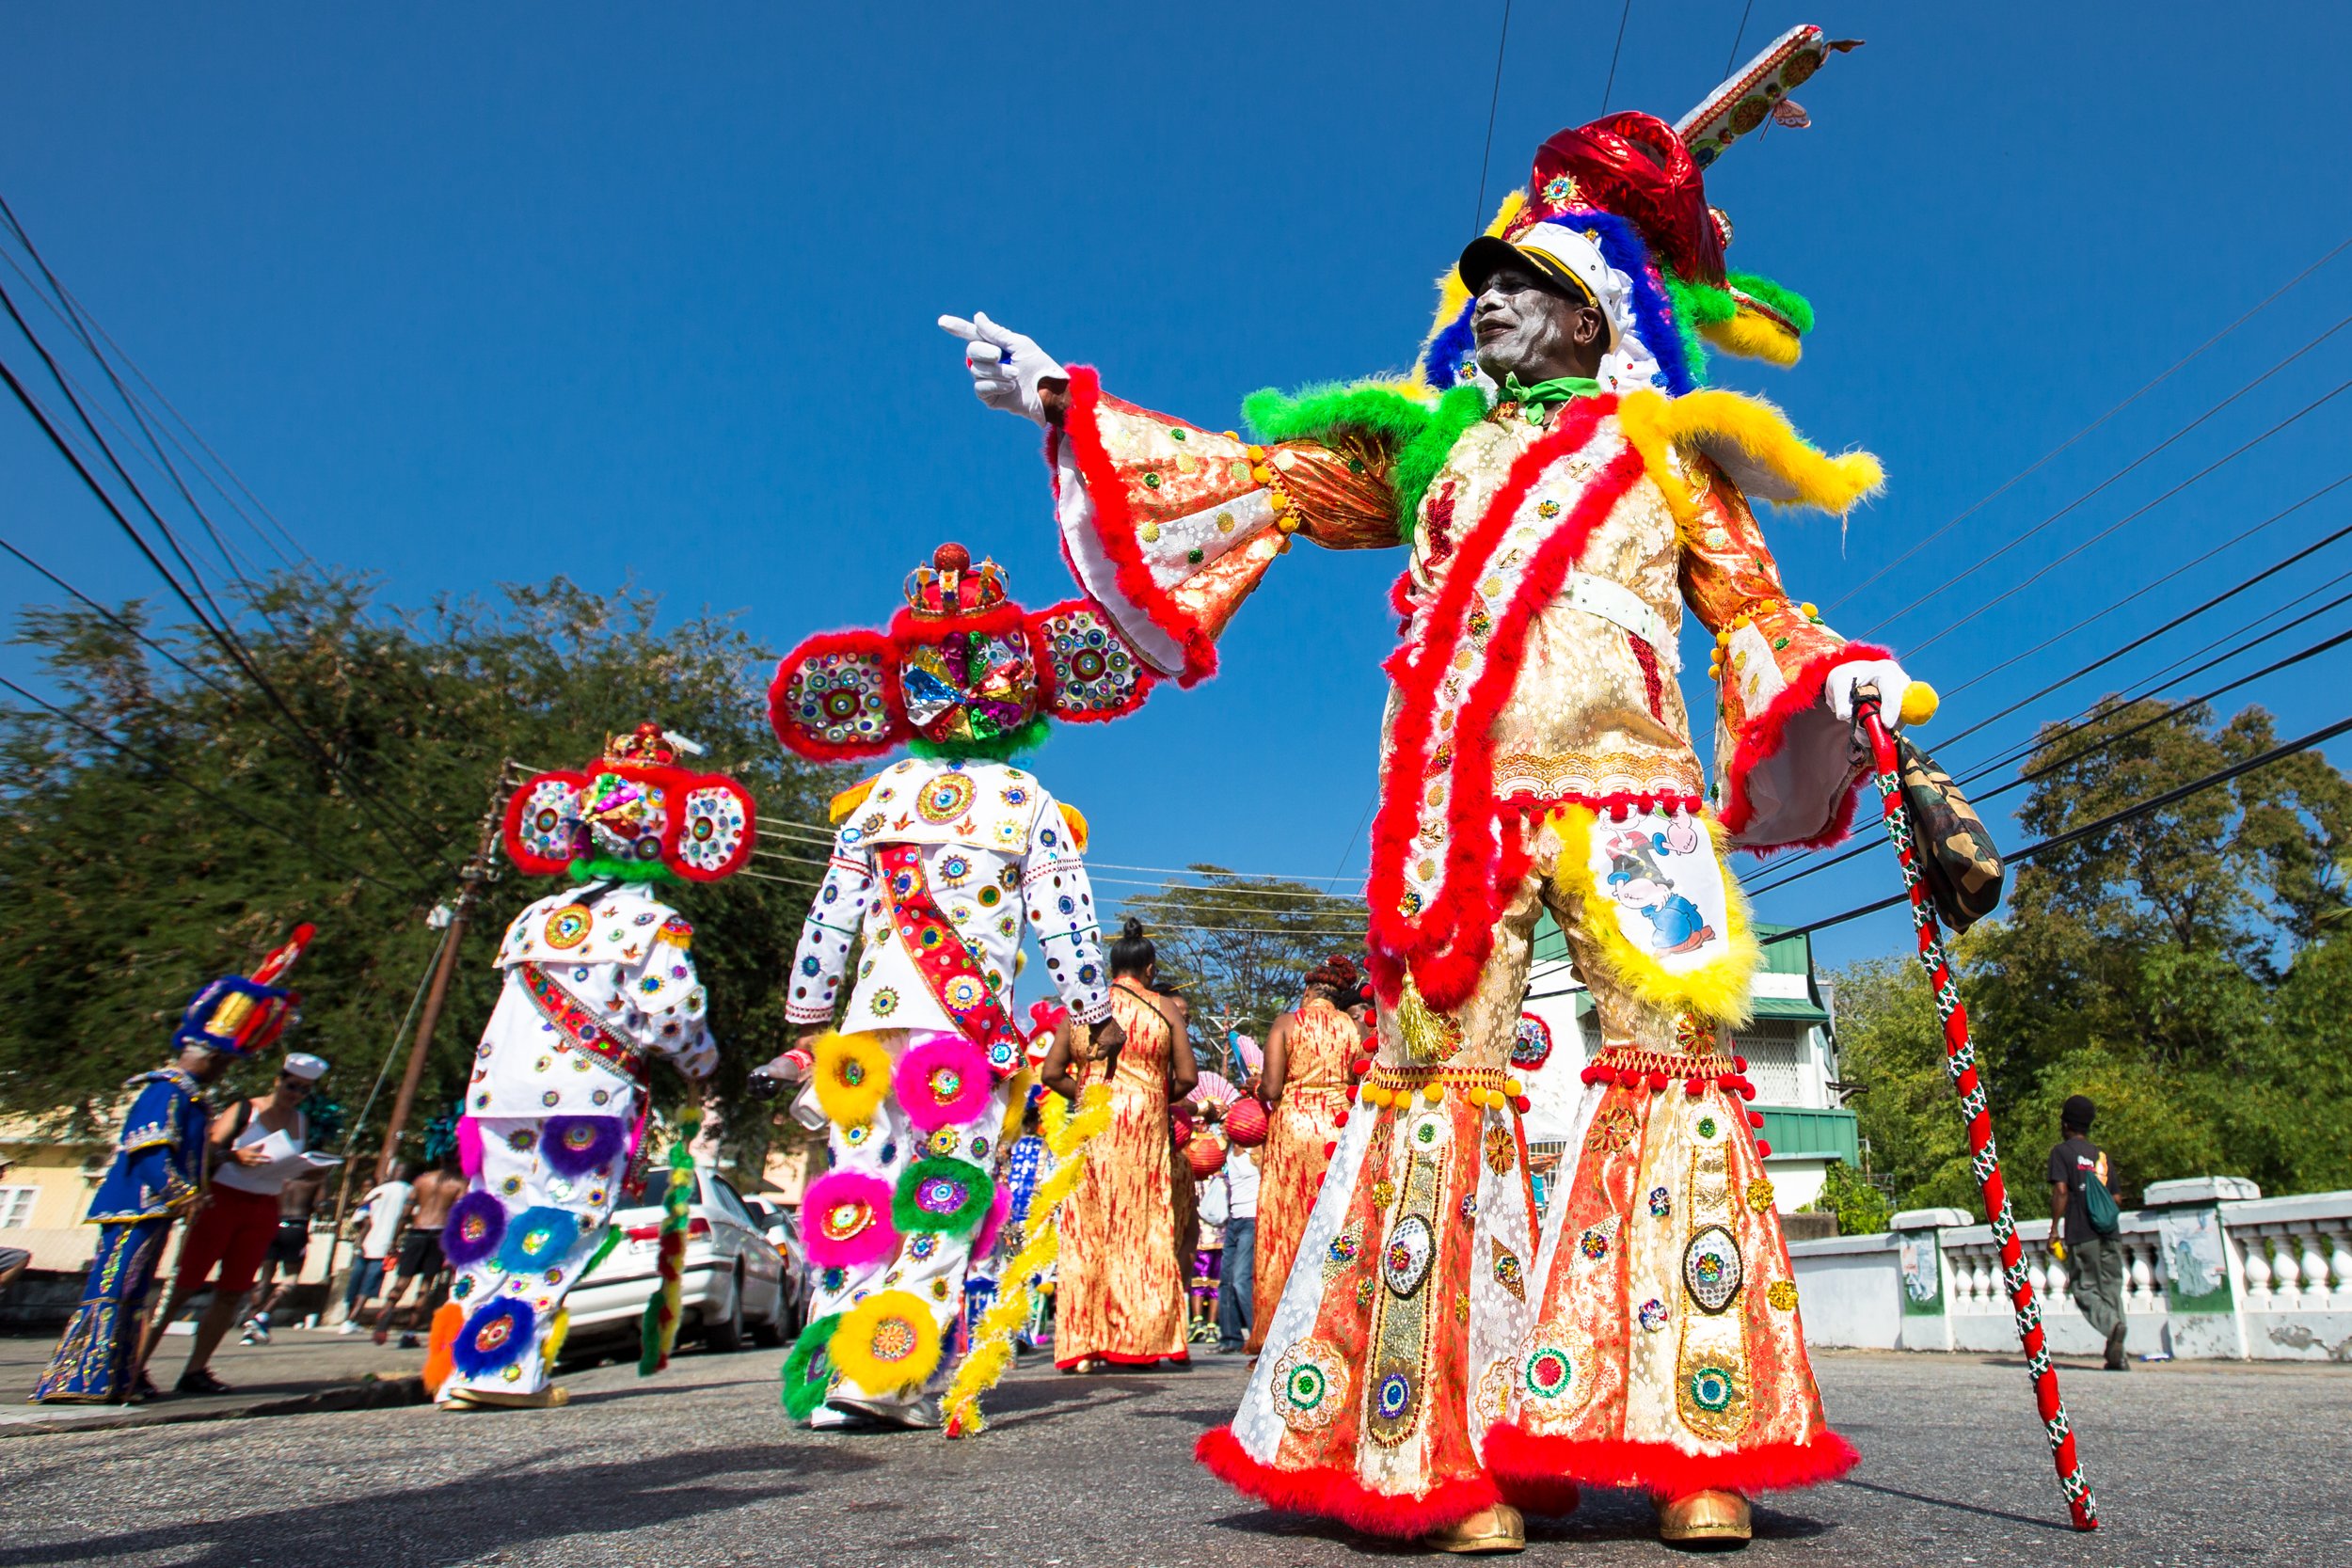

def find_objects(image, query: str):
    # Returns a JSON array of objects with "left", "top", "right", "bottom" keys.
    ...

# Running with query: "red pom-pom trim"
[{"left": 1756, "top": 1139, "right": 1772, "bottom": 1158}]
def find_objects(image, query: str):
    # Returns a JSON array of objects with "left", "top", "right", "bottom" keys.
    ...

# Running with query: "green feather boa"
[{"left": 1240, "top": 382, "right": 1487, "bottom": 544}]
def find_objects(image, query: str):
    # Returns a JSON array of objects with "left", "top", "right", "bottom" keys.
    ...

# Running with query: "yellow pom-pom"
[
  {"left": 812, "top": 1031, "right": 893, "bottom": 1128},
  {"left": 1799, "top": 602, "right": 1818, "bottom": 619},
  {"left": 1246, "top": 445, "right": 1266, "bottom": 462},
  {"left": 1900, "top": 682, "right": 1940, "bottom": 726},
  {"left": 1422, "top": 1082, "right": 1444, "bottom": 1104},
  {"left": 1504, "top": 1078, "right": 1523, "bottom": 1098}
]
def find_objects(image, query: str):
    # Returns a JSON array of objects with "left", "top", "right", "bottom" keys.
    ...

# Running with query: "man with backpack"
[{"left": 2047, "top": 1094, "right": 2128, "bottom": 1370}]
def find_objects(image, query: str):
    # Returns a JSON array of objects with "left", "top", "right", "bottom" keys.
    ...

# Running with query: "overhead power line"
[
  {"left": 1470, "top": 0, "right": 1515, "bottom": 231},
  {"left": 1900, "top": 375, "right": 2352, "bottom": 657},
  {"left": 1746, "top": 615, "right": 2352, "bottom": 900},
  {"left": 1867, "top": 327, "right": 2352, "bottom": 644},
  {"left": 1937, "top": 471, "right": 2352, "bottom": 704},
  {"left": 1829, "top": 234, "right": 2352, "bottom": 615},
  {"left": 1754, "top": 709, "right": 2352, "bottom": 948}
]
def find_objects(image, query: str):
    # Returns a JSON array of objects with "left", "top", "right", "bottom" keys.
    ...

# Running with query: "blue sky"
[{"left": 5, "top": 3, "right": 2350, "bottom": 982}]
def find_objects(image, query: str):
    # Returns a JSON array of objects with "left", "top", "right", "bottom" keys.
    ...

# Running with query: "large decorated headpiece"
[
  {"left": 1418, "top": 24, "right": 1859, "bottom": 395},
  {"left": 174, "top": 923, "right": 313, "bottom": 1057},
  {"left": 770, "top": 542, "right": 1154, "bottom": 764},
  {"left": 502, "top": 721, "right": 757, "bottom": 882}
]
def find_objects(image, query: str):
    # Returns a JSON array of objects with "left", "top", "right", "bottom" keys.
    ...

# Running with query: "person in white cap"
[
  {"left": 147, "top": 1050, "right": 332, "bottom": 1395},
  {"left": 940, "top": 40, "right": 1911, "bottom": 1552}
]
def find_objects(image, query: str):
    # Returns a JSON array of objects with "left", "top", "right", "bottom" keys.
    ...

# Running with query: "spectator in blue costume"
[{"left": 32, "top": 927, "right": 310, "bottom": 1404}]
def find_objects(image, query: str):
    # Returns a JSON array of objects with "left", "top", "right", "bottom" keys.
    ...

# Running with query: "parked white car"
[{"left": 560, "top": 1165, "right": 791, "bottom": 1354}]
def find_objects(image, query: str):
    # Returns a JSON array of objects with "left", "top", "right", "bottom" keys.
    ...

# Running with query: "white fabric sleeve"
[
  {"left": 787, "top": 826, "right": 877, "bottom": 1026},
  {"left": 1020, "top": 790, "right": 1112, "bottom": 1024}
]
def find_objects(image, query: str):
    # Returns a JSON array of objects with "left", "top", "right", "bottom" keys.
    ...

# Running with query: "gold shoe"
[
  {"left": 442, "top": 1386, "right": 570, "bottom": 1410},
  {"left": 1423, "top": 1503, "right": 1525, "bottom": 1554},
  {"left": 1655, "top": 1490, "right": 1750, "bottom": 1548}
]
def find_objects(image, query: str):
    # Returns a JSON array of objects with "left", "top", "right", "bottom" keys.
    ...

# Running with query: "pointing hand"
[{"left": 939, "top": 311, "right": 1066, "bottom": 425}]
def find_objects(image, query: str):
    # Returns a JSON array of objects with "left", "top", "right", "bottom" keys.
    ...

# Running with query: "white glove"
[
  {"left": 938, "top": 311, "right": 1066, "bottom": 425},
  {"left": 1824, "top": 657, "right": 1914, "bottom": 728}
]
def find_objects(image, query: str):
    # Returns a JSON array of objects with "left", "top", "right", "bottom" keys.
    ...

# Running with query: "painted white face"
[
  {"left": 1473, "top": 283, "right": 1570, "bottom": 380},
  {"left": 1470, "top": 261, "right": 1603, "bottom": 385}
]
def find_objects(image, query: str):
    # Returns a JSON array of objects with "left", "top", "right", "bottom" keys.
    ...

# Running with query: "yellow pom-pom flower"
[
  {"left": 813, "top": 1031, "right": 892, "bottom": 1128},
  {"left": 828, "top": 1289, "right": 943, "bottom": 1396},
  {"left": 1422, "top": 1082, "right": 1444, "bottom": 1105}
]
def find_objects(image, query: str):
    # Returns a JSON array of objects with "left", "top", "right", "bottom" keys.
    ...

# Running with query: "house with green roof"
[{"left": 1514, "top": 916, "right": 1860, "bottom": 1216}]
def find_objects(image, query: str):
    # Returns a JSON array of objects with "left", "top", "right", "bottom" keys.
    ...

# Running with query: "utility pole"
[{"left": 374, "top": 761, "right": 518, "bottom": 1182}]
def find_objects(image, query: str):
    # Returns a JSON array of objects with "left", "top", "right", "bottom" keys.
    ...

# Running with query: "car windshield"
[{"left": 617, "top": 1170, "right": 700, "bottom": 1215}]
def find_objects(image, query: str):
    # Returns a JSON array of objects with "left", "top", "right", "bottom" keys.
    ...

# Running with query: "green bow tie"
[{"left": 1502, "top": 374, "right": 1601, "bottom": 415}]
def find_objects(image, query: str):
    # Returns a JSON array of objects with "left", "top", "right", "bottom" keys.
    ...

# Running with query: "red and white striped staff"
[{"left": 1855, "top": 694, "right": 2099, "bottom": 1532}]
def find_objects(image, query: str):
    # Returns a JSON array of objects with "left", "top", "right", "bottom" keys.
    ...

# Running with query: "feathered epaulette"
[{"left": 1617, "top": 388, "right": 1882, "bottom": 519}]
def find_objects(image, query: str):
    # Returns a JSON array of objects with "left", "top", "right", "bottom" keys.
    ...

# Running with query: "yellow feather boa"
[{"left": 942, "top": 1081, "right": 1113, "bottom": 1436}]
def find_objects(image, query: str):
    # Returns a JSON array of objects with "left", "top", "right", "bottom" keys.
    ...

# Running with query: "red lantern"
[
  {"left": 1225, "top": 1098, "right": 1270, "bottom": 1148},
  {"left": 1184, "top": 1132, "right": 1227, "bottom": 1180}
]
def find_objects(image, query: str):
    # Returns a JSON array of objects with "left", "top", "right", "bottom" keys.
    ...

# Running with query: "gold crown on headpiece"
[{"left": 904, "top": 542, "right": 1010, "bottom": 618}]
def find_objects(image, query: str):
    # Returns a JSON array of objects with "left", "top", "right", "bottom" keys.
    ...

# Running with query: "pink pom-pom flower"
[
  {"left": 801, "top": 1170, "right": 900, "bottom": 1270},
  {"left": 896, "top": 1033, "right": 995, "bottom": 1132},
  {"left": 971, "top": 1182, "right": 1013, "bottom": 1259}
]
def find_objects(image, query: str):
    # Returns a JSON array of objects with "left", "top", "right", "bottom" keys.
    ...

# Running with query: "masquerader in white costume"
[
  {"left": 759, "top": 542, "right": 1138, "bottom": 1429},
  {"left": 429, "top": 722, "right": 756, "bottom": 1409}
]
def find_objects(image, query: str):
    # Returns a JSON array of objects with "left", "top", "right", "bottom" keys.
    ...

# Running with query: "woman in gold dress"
[
  {"left": 1247, "top": 956, "right": 1366, "bottom": 1354},
  {"left": 1042, "top": 919, "right": 1200, "bottom": 1370}
]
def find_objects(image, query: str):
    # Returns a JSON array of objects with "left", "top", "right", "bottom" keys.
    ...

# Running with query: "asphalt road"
[{"left": 0, "top": 1347, "right": 2344, "bottom": 1567}]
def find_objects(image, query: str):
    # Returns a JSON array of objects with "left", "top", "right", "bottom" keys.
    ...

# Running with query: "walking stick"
[{"left": 1854, "top": 693, "right": 2098, "bottom": 1532}]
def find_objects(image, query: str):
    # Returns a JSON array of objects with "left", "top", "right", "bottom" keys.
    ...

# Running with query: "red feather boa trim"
[
  {"left": 1194, "top": 1426, "right": 1501, "bottom": 1538},
  {"left": 1365, "top": 399, "right": 1645, "bottom": 1008},
  {"left": 1483, "top": 1422, "right": 1860, "bottom": 1497},
  {"left": 1050, "top": 367, "right": 1217, "bottom": 689},
  {"left": 1716, "top": 641, "right": 1892, "bottom": 851},
  {"left": 768, "top": 627, "right": 910, "bottom": 763}
]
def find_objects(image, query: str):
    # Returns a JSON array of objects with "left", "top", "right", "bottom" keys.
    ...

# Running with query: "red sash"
[
  {"left": 875, "top": 843, "right": 1023, "bottom": 1069},
  {"left": 520, "top": 962, "right": 650, "bottom": 1085}
]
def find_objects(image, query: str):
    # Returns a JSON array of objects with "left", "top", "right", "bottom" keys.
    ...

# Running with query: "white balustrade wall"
[{"left": 1788, "top": 1182, "right": 2352, "bottom": 1362}]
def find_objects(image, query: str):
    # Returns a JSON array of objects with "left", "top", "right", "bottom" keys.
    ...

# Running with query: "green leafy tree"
[
  {"left": 0, "top": 572, "right": 842, "bottom": 1186},
  {"left": 1829, "top": 699, "right": 2352, "bottom": 1212},
  {"left": 1804, "top": 1159, "right": 1891, "bottom": 1236},
  {"left": 1120, "top": 867, "right": 1365, "bottom": 1050}
]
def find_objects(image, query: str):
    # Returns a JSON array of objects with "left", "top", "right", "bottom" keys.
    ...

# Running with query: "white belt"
[{"left": 1564, "top": 571, "right": 1680, "bottom": 673}]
